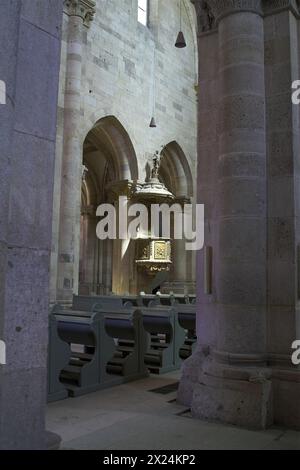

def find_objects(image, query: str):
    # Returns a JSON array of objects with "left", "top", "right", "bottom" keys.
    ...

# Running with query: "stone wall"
[{"left": 50, "top": 0, "right": 198, "bottom": 303}]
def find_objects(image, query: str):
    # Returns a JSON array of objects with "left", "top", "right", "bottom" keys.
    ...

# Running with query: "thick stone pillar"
[
  {"left": 57, "top": 0, "right": 95, "bottom": 303},
  {"left": 214, "top": 2, "right": 267, "bottom": 357},
  {"left": 180, "top": 0, "right": 300, "bottom": 430},
  {"left": 0, "top": 0, "right": 62, "bottom": 448},
  {"left": 264, "top": 0, "right": 300, "bottom": 428},
  {"left": 178, "top": 2, "right": 219, "bottom": 407},
  {"left": 180, "top": 0, "right": 273, "bottom": 429}
]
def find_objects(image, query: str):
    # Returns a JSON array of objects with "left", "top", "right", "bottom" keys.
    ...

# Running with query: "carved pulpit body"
[{"left": 134, "top": 150, "right": 174, "bottom": 277}]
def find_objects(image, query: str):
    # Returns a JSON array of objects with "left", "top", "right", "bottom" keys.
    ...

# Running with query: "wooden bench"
[
  {"left": 141, "top": 306, "right": 185, "bottom": 374},
  {"left": 48, "top": 312, "right": 71, "bottom": 402},
  {"left": 177, "top": 304, "right": 197, "bottom": 360},
  {"left": 48, "top": 305, "right": 149, "bottom": 399}
]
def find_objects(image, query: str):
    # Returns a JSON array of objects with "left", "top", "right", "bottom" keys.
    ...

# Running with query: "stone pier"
[
  {"left": 179, "top": 0, "right": 300, "bottom": 430},
  {"left": 0, "top": 0, "right": 62, "bottom": 449}
]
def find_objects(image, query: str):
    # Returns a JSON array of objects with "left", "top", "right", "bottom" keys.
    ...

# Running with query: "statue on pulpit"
[{"left": 151, "top": 150, "right": 161, "bottom": 180}]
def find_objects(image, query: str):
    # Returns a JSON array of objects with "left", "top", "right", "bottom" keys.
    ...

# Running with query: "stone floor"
[{"left": 46, "top": 371, "right": 300, "bottom": 450}]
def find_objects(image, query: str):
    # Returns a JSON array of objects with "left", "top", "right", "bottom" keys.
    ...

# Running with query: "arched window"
[{"left": 138, "top": 0, "right": 148, "bottom": 26}]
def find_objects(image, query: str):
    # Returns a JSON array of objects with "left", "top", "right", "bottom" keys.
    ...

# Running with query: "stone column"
[
  {"left": 56, "top": 0, "right": 95, "bottom": 303},
  {"left": 79, "top": 203, "right": 97, "bottom": 294},
  {"left": 0, "top": 0, "right": 62, "bottom": 449},
  {"left": 264, "top": 0, "right": 300, "bottom": 428},
  {"left": 213, "top": 0, "right": 267, "bottom": 360},
  {"left": 172, "top": 197, "right": 189, "bottom": 293},
  {"left": 0, "top": 0, "right": 20, "bottom": 447},
  {"left": 179, "top": 0, "right": 273, "bottom": 429}
]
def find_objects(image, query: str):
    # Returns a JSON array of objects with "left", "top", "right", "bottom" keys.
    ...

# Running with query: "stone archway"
[
  {"left": 79, "top": 146, "right": 114, "bottom": 296},
  {"left": 159, "top": 141, "right": 196, "bottom": 294},
  {"left": 56, "top": 114, "right": 139, "bottom": 303},
  {"left": 87, "top": 115, "right": 139, "bottom": 182},
  {"left": 79, "top": 116, "right": 139, "bottom": 297}
]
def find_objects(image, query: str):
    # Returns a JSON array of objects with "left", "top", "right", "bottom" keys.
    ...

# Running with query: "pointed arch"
[
  {"left": 84, "top": 115, "right": 139, "bottom": 182},
  {"left": 160, "top": 141, "right": 194, "bottom": 198},
  {"left": 183, "top": 0, "right": 199, "bottom": 84}
]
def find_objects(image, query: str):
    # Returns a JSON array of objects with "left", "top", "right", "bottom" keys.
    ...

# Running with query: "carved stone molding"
[
  {"left": 63, "top": 0, "right": 96, "bottom": 26},
  {"left": 192, "top": 0, "right": 300, "bottom": 23},
  {"left": 191, "top": 0, "right": 217, "bottom": 33},
  {"left": 262, "top": 0, "right": 300, "bottom": 16},
  {"left": 206, "top": 0, "right": 263, "bottom": 22},
  {"left": 174, "top": 196, "right": 191, "bottom": 207},
  {"left": 105, "top": 180, "right": 136, "bottom": 202}
]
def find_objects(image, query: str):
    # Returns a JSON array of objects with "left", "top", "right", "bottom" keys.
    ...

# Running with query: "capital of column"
[
  {"left": 106, "top": 180, "right": 136, "bottom": 203},
  {"left": 191, "top": 1, "right": 217, "bottom": 33},
  {"left": 262, "top": 0, "right": 300, "bottom": 16},
  {"left": 193, "top": 0, "right": 300, "bottom": 33},
  {"left": 206, "top": 0, "right": 263, "bottom": 23},
  {"left": 174, "top": 196, "right": 191, "bottom": 207},
  {"left": 63, "top": 0, "right": 96, "bottom": 27}
]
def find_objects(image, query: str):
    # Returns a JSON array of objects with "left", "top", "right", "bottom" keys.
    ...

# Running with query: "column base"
[
  {"left": 271, "top": 368, "right": 300, "bottom": 430},
  {"left": 46, "top": 431, "right": 61, "bottom": 450},
  {"left": 178, "top": 348, "right": 274, "bottom": 429},
  {"left": 177, "top": 347, "right": 208, "bottom": 407}
]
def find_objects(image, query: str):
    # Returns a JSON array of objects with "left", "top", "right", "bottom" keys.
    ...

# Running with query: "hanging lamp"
[
  {"left": 149, "top": 116, "right": 157, "bottom": 128},
  {"left": 175, "top": 0, "right": 186, "bottom": 48}
]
